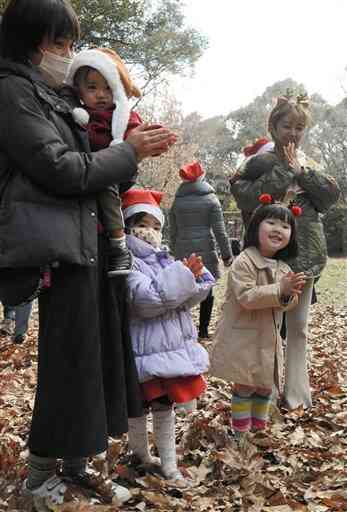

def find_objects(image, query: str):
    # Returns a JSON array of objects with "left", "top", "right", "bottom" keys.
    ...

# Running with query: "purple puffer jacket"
[{"left": 126, "top": 234, "right": 215, "bottom": 383}]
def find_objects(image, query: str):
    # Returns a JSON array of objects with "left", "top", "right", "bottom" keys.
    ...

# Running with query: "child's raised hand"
[
  {"left": 280, "top": 271, "right": 307, "bottom": 297},
  {"left": 183, "top": 253, "right": 204, "bottom": 278},
  {"left": 126, "top": 124, "right": 177, "bottom": 161},
  {"left": 283, "top": 142, "right": 303, "bottom": 175}
]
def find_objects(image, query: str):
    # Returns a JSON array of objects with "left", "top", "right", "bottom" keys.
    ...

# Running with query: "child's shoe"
[{"left": 108, "top": 245, "right": 133, "bottom": 277}]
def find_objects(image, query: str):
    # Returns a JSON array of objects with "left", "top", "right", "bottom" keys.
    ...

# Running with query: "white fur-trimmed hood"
[{"left": 66, "top": 49, "right": 130, "bottom": 143}]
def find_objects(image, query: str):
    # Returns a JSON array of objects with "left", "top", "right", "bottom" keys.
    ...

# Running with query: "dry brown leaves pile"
[{"left": 0, "top": 303, "right": 346, "bottom": 512}]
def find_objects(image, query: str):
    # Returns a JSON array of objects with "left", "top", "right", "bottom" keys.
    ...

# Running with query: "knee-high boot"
[{"left": 127, "top": 415, "right": 152, "bottom": 464}]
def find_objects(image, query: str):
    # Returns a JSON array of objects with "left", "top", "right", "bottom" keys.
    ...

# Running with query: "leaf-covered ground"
[{"left": 0, "top": 259, "right": 346, "bottom": 511}]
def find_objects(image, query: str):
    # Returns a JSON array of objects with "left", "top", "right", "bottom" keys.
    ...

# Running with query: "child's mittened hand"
[
  {"left": 280, "top": 272, "right": 307, "bottom": 297},
  {"left": 183, "top": 254, "right": 204, "bottom": 278}
]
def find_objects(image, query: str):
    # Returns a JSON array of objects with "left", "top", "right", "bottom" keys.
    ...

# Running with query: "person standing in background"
[{"left": 169, "top": 161, "right": 232, "bottom": 339}]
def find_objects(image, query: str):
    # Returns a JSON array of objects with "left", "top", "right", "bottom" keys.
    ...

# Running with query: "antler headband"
[{"left": 275, "top": 89, "right": 310, "bottom": 109}]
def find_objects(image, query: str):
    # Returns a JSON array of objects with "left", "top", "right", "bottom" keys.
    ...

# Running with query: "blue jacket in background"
[{"left": 169, "top": 180, "right": 232, "bottom": 279}]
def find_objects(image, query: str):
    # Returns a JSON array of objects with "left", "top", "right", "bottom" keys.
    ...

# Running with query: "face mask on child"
[
  {"left": 39, "top": 50, "right": 73, "bottom": 87},
  {"left": 132, "top": 227, "right": 163, "bottom": 249}
]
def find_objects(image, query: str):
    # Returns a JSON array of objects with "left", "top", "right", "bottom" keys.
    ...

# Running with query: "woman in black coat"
[{"left": 0, "top": 0, "right": 175, "bottom": 507}]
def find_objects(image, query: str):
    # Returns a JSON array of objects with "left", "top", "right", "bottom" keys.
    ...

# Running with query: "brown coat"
[{"left": 210, "top": 247, "right": 298, "bottom": 390}]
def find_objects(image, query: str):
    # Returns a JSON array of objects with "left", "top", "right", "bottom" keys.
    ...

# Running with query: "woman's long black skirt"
[{"left": 28, "top": 235, "right": 143, "bottom": 458}]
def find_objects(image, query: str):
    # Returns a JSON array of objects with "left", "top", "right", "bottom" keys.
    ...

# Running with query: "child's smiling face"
[
  {"left": 258, "top": 217, "right": 292, "bottom": 258},
  {"left": 78, "top": 69, "right": 113, "bottom": 111}
]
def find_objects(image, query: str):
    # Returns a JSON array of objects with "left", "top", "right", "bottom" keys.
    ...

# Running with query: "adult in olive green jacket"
[{"left": 231, "top": 151, "right": 339, "bottom": 278}]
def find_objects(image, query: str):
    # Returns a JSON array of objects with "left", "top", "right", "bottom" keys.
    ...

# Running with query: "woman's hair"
[
  {"left": 0, "top": 0, "right": 80, "bottom": 62},
  {"left": 268, "top": 98, "right": 311, "bottom": 138},
  {"left": 124, "top": 212, "right": 148, "bottom": 230},
  {"left": 243, "top": 203, "right": 298, "bottom": 260}
]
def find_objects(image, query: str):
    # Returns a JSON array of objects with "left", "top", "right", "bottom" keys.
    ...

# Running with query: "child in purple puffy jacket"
[{"left": 122, "top": 188, "right": 215, "bottom": 486}]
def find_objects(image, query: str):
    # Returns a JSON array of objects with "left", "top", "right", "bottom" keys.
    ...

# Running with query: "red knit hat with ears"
[
  {"left": 179, "top": 161, "right": 204, "bottom": 181},
  {"left": 121, "top": 188, "right": 165, "bottom": 226},
  {"left": 243, "top": 137, "right": 274, "bottom": 157}
]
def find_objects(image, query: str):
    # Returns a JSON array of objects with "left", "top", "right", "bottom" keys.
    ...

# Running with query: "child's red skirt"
[{"left": 141, "top": 375, "right": 206, "bottom": 404}]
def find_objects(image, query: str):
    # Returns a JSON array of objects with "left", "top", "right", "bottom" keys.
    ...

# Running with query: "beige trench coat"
[{"left": 210, "top": 247, "right": 298, "bottom": 390}]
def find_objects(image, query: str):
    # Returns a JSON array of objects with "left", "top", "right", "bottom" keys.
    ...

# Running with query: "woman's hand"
[
  {"left": 283, "top": 142, "right": 303, "bottom": 176},
  {"left": 229, "top": 168, "right": 242, "bottom": 185},
  {"left": 182, "top": 253, "right": 204, "bottom": 278},
  {"left": 126, "top": 124, "right": 177, "bottom": 161},
  {"left": 280, "top": 271, "right": 307, "bottom": 297}
]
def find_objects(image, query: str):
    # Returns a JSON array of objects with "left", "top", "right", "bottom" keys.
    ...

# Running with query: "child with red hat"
[
  {"left": 121, "top": 188, "right": 215, "bottom": 485},
  {"left": 66, "top": 48, "right": 173, "bottom": 277},
  {"left": 229, "top": 137, "right": 275, "bottom": 187}
]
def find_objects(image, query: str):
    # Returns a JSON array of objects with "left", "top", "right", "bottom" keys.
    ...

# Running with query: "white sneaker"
[{"left": 23, "top": 475, "right": 67, "bottom": 510}]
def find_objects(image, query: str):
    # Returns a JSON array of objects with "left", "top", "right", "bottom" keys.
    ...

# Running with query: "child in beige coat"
[{"left": 211, "top": 197, "right": 306, "bottom": 442}]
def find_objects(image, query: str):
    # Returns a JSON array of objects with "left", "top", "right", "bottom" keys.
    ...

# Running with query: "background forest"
[{"left": 0, "top": 0, "right": 345, "bottom": 252}]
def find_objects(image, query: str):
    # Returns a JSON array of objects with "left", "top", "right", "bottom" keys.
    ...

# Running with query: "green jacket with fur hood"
[{"left": 231, "top": 151, "right": 340, "bottom": 277}]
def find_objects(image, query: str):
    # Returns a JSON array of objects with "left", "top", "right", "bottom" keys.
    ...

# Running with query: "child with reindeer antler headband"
[
  {"left": 230, "top": 93, "right": 340, "bottom": 411},
  {"left": 211, "top": 195, "right": 306, "bottom": 445}
]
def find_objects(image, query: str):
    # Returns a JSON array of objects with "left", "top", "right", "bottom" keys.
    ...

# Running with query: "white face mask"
[
  {"left": 132, "top": 227, "right": 163, "bottom": 249},
  {"left": 39, "top": 50, "right": 72, "bottom": 87}
]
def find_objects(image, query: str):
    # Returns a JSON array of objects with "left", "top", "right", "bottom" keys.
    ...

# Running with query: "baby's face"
[{"left": 78, "top": 69, "right": 113, "bottom": 111}]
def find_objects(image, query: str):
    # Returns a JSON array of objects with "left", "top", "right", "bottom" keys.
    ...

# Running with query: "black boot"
[
  {"left": 108, "top": 245, "right": 133, "bottom": 277},
  {"left": 198, "top": 291, "right": 214, "bottom": 338},
  {"left": 280, "top": 313, "right": 287, "bottom": 340},
  {"left": 311, "top": 285, "right": 317, "bottom": 305}
]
